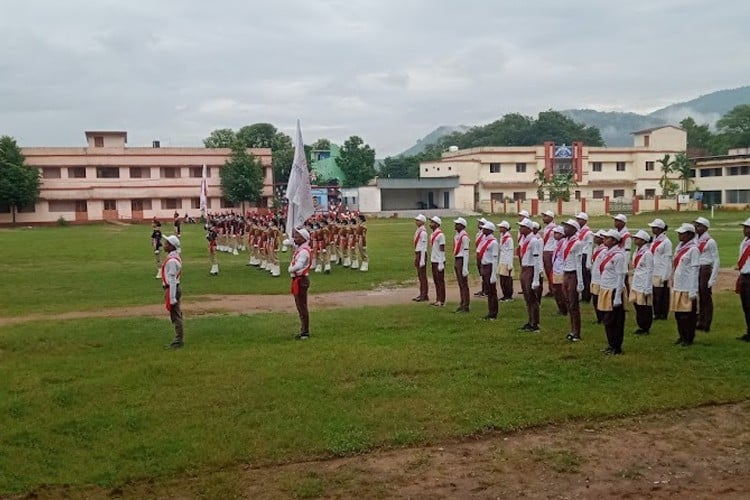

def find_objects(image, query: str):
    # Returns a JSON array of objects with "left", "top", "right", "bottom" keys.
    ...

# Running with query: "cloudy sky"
[{"left": 1, "top": 0, "right": 748, "bottom": 156}]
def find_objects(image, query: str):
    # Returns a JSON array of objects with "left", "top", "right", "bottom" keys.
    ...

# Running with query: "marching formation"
[{"left": 413, "top": 211, "right": 750, "bottom": 355}]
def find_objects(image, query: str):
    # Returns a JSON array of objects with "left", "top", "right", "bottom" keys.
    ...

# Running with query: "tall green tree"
[
  {"left": 311, "top": 138, "right": 331, "bottom": 151},
  {"left": 203, "top": 128, "right": 237, "bottom": 148},
  {"left": 381, "top": 155, "right": 421, "bottom": 178},
  {"left": 672, "top": 153, "right": 694, "bottom": 194},
  {"left": 547, "top": 173, "right": 578, "bottom": 202},
  {"left": 336, "top": 136, "right": 376, "bottom": 187},
  {"left": 219, "top": 145, "right": 264, "bottom": 212},
  {"left": 0, "top": 136, "right": 40, "bottom": 225},
  {"left": 716, "top": 104, "right": 750, "bottom": 151},
  {"left": 657, "top": 154, "right": 679, "bottom": 198}
]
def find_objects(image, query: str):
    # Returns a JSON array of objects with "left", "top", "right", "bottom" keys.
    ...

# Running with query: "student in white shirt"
[
  {"left": 561, "top": 219, "right": 584, "bottom": 342},
  {"left": 589, "top": 230, "right": 607, "bottom": 324},
  {"left": 693, "top": 217, "right": 720, "bottom": 332},
  {"left": 497, "top": 220, "right": 515, "bottom": 302},
  {"left": 541, "top": 210, "right": 556, "bottom": 297},
  {"left": 551, "top": 226, "right": 568, "bottom": 316},
  {"left": 648, "top": 218, "right": 672, "bottom": 320},
  {"left": 630, "top": 230, "right": 654, "bottom": 335},
  {"left": 598, "top": 229, "right": 626, "bottom": 354},
  {"left": 576, "top": 212, "right": 594, "bottom": 303},
  {"left": 474, "top": 218, "right": 488, "bottom": 297},
  {"left": 518, "top": 219, "right": 542, "bottom": 331},
  {"left": 736, "top": 217, "right": 750, "bottom": 342},
  {"left": 670, "top": 223, "right": 700, "bottom": 346},
  {"left": 479, "top": 222, "right": 499, "bottom": 320},
  {"left": 161, "top": 235, "right": 184, "bottom": 349},
  {"left": 288, "top": 228, "right": 313, "bottom": 340},
  {"left": 453, "top": 217, "right": 471, "bottom": 313},
  {"left": 412, "top": 214, "right": 429, "bottom": 302},
  {"left": 429, "top": 216, "right": 446, "bottom": 307}
]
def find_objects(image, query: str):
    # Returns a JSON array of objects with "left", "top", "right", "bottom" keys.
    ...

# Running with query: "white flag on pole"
[
  {"left": 285, "top": 120, "right": 315, "bottom": 238},
  {"left": 199, "top": 164, "right": 208, "bottom": 218}
]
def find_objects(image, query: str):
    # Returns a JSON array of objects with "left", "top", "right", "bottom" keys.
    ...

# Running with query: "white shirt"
[
  {"left": 552, "top": 238, "right": 565, "bottom": 275},
  {"left": 414, "top": 225, "right": 428, "bottom": 267},
  {"left": 454, "top": 229, "right": 470, "bottom": 277},
  {"left": 288, "top": 242, "right": 311, "bottom": 276},
  {"left": 650, "top": 233, "right": 673, "bottom": 283},
  {"left": 577, "top": 225, "right": 594, "bottom": 268},
  {"left": 599, "top": 247, "right": 626, "bottom": 303},
  {"left": 498, "top": 231, "right": 514, "bottom": 266},
  {"left": 163, "top": 250, "right": 182, "bottom": 305},
  {"left": 478, "top": 235, "right": 499, "bottom": 282},
  {"left": 740, "top": 238, "right": 750, "bottom": 275},
  {"left": 430, "top": 228, "right": 446, "bottom": 264},
  {"left": 672, "top": 241, "right": 699, "bottom": 296},
  {"left": 618, "top": 226, "right": 632, "bottom": 273},
  {"left": 696, "top": 232, "right": 720, "bottom": 286},
  {"left": 542, "top": 222, "right": 557, "bottom": 252},
  {"left": 590, "top": 244, "right": 606, "bottom": 286},
  {"left": 631, "top": 244, "right": 654, "bottom": 294}
]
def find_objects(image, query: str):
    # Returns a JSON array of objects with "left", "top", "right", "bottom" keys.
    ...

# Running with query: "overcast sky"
[{"left": 1, "top": 0, "right": 748, "bottom": 156}]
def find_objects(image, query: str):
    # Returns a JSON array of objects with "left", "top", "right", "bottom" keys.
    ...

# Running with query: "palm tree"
[
  {"left": 657, "top": 154, "right": 678, "bottom": 198},
  {"left": 548, "top": 173, "right": 578, "bottom": 202},
  {"left": 672, "top": 153, "right": 693, "bottom": 194},
  {"left": 533, "top": 169, "right": 547, "bottom": 200}
]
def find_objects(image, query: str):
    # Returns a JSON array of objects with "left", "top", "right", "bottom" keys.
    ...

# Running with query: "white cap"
[
  {"left": 415, "top": 214, "right": 426, "bottom": 223},
  {"left": 742, "top": 218, "right": 750, "bottom": 227},
  {"left": 295, "top": 228, "right": 311, "bottom": 241},
  {"left": 613, "top": 214, "right": 628, "bottom": 223},
  {"left": 478, "top": 217, "right": 488, "bottom": 226},
  {"left": 518, "top": 210, "right": 530, "bottom": 218},
  {"left": 165, "top": 235, "right": 181, "bottom": 251},
  {"left": 563, "top": 219, "right": 580, "bottom": 231},
  {"left": 483, "top": 221, "right": 496, "bottom": 232},
  {"left": 430, "top": 216, "right": 442, "bottom": 225},
  {"left": 498, "top": 220, "right": 510, "bottom": 229},
  {"left": 553, "top": 225, "right": 565, "bottom": 235},
  {"left": 542, "top": 210, "right": 555, "bottom": 218},
  {"left": 453, "top": 217, "right": 467, "bottom": 226},
  {"left": 693, "top": 217, "right": 710, "bottom": 228},
  {"left": 531, "top": 221, "right": 540, "bottom": 231},
  {"left": 518, "top": 218, "right": 534, "bottom": 229},
  {"left": 675, "top": 223, "right": 696, "bottom": 234},
  {"left": 648, "top": 218, "right": 666, "bottom": 229},
  {"left": 575, "top": 212, "right": 589, "bottom": 221},
  {"left": 633, "top": 229, "right": 651, "bottom": 242},
  {"left": 594, "top": 229, "right": 607, "bottom": 238},
  {"left": 603, "top": 229, "right": 622, "bottom": 241}
]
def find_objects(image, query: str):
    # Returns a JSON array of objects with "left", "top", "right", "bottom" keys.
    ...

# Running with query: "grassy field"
[{"left": 1, "top": 210, "right": 749, "bottom": 495}]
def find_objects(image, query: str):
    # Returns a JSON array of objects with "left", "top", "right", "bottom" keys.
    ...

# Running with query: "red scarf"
[
  {"left": 673, "top": 243, "right": 694, "bottom": 269},
  {"left": 520, "top": 239, "right": 531, "bottom": 260},
  {"left": 543, "top": 226, "right": 553, "bottom": 245},
  {"left": 634, "top": 247, "right": 646, "bottom": 268},
  {"left": 290, "top": 246, "right": 312, "bottom": 295},
  {"left": 599, "top": 249, "right": 617, "bottom": 274},
  {"left": 562, "top": 238, "right": 577, "bottom": 261},
  {"left": 650, "top": 237, "right": 663, "bottom": 254},
  {"left": 430, "top": 229, "right": 443, "bottom": 246},
  {"left": 592, "top": 246, "right": 604, "bottom": 264},
  {"left": 577, "top": 227, "right": 590, "bottom": 241},
  {"left": 698, "top": 235, "right": 711, "bottom": 253},
  {"left": 738, "top": 239, "right": 750, "bottom": 270},
  {"left": 501, "top": 233, "right": 511, "bottom": 246},
  {"left": 454, "top": 231, "right": 467, "bottom": 256},
  {"left": 161, "top": 254, "right": 182, "bottom": 311},
  {"left": 478, "top": 237, "right": 494, "bottom": 261},
  {"left": 619, "top": 232, "right": 631, "bottom": 247},
  {"left": 414, "top": 227, "right": 425, "bottom": 248}
]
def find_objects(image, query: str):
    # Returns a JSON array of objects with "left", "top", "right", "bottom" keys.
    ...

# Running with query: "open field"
[{"left": 1, "top": 210, "right": 749, "bottom": 498}]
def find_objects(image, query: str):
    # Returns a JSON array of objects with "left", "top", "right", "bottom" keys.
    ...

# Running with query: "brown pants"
[
  {"left": 553, "top": 283, "right": 568, "bottom": 315},
  {"left": 293, "top": 276, "right": 310, "bottom": 333},
  {"left": 543, "top": 251, "right": 553, "bottom": 294},
  {"left": 634, "top": 304, "right": 653, "bottom": 332},
  {"left": 415, "top": 253, "right": 428, "bottom": 300},
  {"left": 454, "top": 258, "right": 470, "bottom": 311},
  {"left": 431, "top": 262, "right": 446, "bottom": 304},
  {"left": 499, "top": 275, "right": 513, "bottom": 300},
  {"left": 476, "top": 256, "right": 487, "bottom": 295},
  {"left": 169, "top": 285, "right": 184, "bottom": 342},
  {"left": 481, "top": 264, "right": 498, "bottom": 318},
  {"left": 603, "top": 303, "right": 625, "bottom": 352},
  {"left": 697, "top": 265, "right": 714, "bottom": 330},
  {"left": 581, "top": 255, "right": 592, "bottom": 303},
  {"left": 740, "top": 274, "right": 750, "bottom": 335},
  {"left": 521, "top": 266, "right": 540, "bottom": 326},
  {"left": 653, "top": 282, "right": 670, "bottom": 319},
  {"left": 563, "top": 272, "right": 581, "bottom": 336}
]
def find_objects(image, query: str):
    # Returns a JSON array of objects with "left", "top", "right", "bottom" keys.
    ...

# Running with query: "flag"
[
  {"left": 199, "top": 164, "right": 208, "bottom": 218},
  {"left": 285, "top": 120, "right": 315, "bottom": 239}
]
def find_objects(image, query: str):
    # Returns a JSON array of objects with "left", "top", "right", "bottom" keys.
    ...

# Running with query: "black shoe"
[
  {"left": 601, "top": 347, "right": 614, "bottom": 353},
  {"left": 566, "top": 333, "right": 573, "bottom": 341},
  {"left": 294, "top": 332, "right": 310, "bottom": 340},
  {"left": 681, "top": 340, "right": 693, "bottom": 347},
  {"left": 413, "top": 296, "right": 428, "bottom": 302},
  {"left": 527, "top": 325, "right": 540, "bottom": 332},
  {"left": 569, "top": 335, "right": 581, "bottom": 342},
  {"left": 737, "top": 335, "right": 750, "bottom": 342},
  {"left": 607, "top": 349, "right": 623, "bottom": 355},
  {"left": 519, "top": 323, "right": 532, "bottom": 331},
  {"left": 499, "top": 297, "right": 513, "bottom": 303},
  {"left": 164, "top": 341, "right": 183, "bottom": 349},
  {"left": 674, "top": 338, "right": 684, "bottom": 345},
  {"left": 633, "top": 329, "right": 649, "bottom": 335},
  {"left": 482, "top": 315, "right": 496, "bottom": 321}
]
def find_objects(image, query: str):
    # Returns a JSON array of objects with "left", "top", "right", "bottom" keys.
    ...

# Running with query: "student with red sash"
[
  {"left": 479, "top": 222, "right": 499, "bottom": 320},
  {"left": 598, "top": 230, "right": 626, "bottom": 354},
  {"left": 736, "top": 218, "right": 750, "bottom": 342},
  {"left": 429, "top": 216, "right": 446, "bottom": 307},
  {"left": 648, "top": 218, "right": 672, "bottom": 320},
  {"left": 576, "top": 212, "right": 594, "bottom": 303},
  {"left": 288, "top": 228, "right": 312, "bottom": 340},
  {"left": 550, "top": 226, "right": 568, "bottom": 316},
  {"left": 630, "top": 230, "right": 654, "bottom": 335},
  {"left": 589, "top": 230, "right": 607, "bottom": 324},
  {"left": 497, "top": 220, "right": 515, "bottom": 302},
  {"left": 693, "top": 217, "right": 720, "bottom": 332},
  {"left": 413, "top": 214, "right": 429, "bottom": 302},
  {"left": 541, "top": 210, "right": 557, "bottom": 297},
  {"left": 518, "top": 219, "right": 542, "bottom": 332},
  {"left": 670, "top": 223, "right": 700, "bottom": 346},
  {"left": 561, "top": 219, "right": 584, "bottom": 342},
  {"left": 161, "top": 235, "right": 184, "bottom": 349},
  {"left": 453, "top": 217, "right": 471, "bottom": 313},
  {"left": 474, "top": 218, "right": 488, "bottom": 297}
]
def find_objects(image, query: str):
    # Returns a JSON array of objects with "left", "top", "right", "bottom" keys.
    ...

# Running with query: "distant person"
[
  {"left": 518, "top": 219, "right": 541, "bottom": 332},
  {"left": 736, "top": 218, "right": 750, "bottom": 342},
  {"left": 429, "top": 216, "right": 446, "bottom": 307},
  {"left": 478, "top": 222, "right": 499, "bottom": 320},
  {"left": 693, "top": 217, "right": 719, "bottom": 332},
  {"left": 630, "top": 230, "right": 654, "bottom": 335},
  {"left": 541, "top": 210, "right": 556, "bottom": 297},
  {"left": 671, "top": 223, "right": 700, "bottom": 347},
  {"left": 648, "top": 219, "right": 672, "bottom": 320},
  {"left": 453, "top": 217, "right": 470, "bottom": 313},
  {"left": 497, "top": 220, "right": 514, "bottom": 302},
  {"left": 161, "top": 235, "right": 184, "bottom": 349},
  {"left": 413, "top": 214, "right": 429, "bottom": 302},
  {"left": 561, "top": 219, "right": 584, "bottom": 342},
  {"left": 576, "top": 212, "right": 593, "bottom": 303},
  {"left": 598, "top": 230, "right": 626, "bottom": 355},
  {"left": 288, "top": 228, "right": 312, "bottom": 340},
  {"left": 474, "top": 218, "right": 488, "bottom": 297},
  {"left": 173, "top": 211, "right": 182, "bottom": 236},
  {"left": 207, "top": 224, "right": 219, "bottom": 276},
  {"left": 151, "top": 221, "right": 163, "bottom": 279}
]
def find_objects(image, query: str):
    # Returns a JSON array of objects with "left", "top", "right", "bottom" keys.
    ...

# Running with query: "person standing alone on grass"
[
  {"left": 693, "top": 217, "right": 719, "bottom": 333},
  {"left": 453, "top": 217, "right": 471, "bottom": 313},
  {"left": 598, "top": 230, "right": 626, "bottom": 355},
  {"left": 648, "top": 219, "right": 672, "bottom": 320},
  {"left": 736, "top": 218, "right": 750, "bottom": 342},
  {"left": 162, "top": 235, "right": 184, "bottom": 349},
  {"left": 288, "top": 228, "right": 312, "bottom": 340},
  {"left": 630, "top": 230, "right": 654, "bottom": 335},
  {"left": 413, "top": 214, "right": 429, "bottom": 302},
  {"left": 671, "top": 223, "right": 700, "bottom": 347},
  {"left": 478, "top": 222, "right": 499, "bottom": 320},
  {"left": 429, "top": 216, "right": 446, "bottom": 307}
]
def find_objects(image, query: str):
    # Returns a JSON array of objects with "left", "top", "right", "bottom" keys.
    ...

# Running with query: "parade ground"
[{"left": 1, "top": 212, "right": 749, "bottom": 498}]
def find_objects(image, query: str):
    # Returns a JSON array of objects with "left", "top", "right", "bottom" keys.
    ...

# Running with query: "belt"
[{"left": 564, "top": 271, "right": 576, "bottom": 275}]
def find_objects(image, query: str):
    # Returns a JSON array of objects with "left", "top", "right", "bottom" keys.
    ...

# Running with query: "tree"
[
  {"left": 657, "top": 154, "right": 679, "bottom": 198},
  {"left": 203, "top": 128, "right": 237, "bottom": 148},
  {"left": 0, "top": 136, "right": 40, "bottom": 225},
  {"left": 532, "top": 169, "right": 547, "bottom": 200},
  {"left": 547, "top": 173, "right": 578, "bottom": 202},
  {"left": 219, "top": 145, "right": 264, "bottom": 213},
  {"left": 236, "top": 123, "right": 278, "bottom": 148},
  {"left": 672, "top": 153, "right": 694, "bottom": 194},
  {"left": 336, "top": 136, "right": 376, "bottom": 187},
  {"left": 716, "top": 104, "right": 750, "bottom": 151},
  {"left": 381, "top": 155, "right": 421, "bottom": 178},
  {"left": 311, "top": 138, "right": 331, "bottom": 151}
]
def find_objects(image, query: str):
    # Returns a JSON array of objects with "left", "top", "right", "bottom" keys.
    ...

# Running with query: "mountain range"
[{"left": 399, "top": 85, "right": 750, "bottom": 155}]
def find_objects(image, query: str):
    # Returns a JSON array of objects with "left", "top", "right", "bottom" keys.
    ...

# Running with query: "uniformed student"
[
  {"left": 151, "top": 221, "right": 163, "bottom": 279},
  {"left": 161, "top": 235, "right": 184, "bottom": 349},
  {"left": 561, "top": 219, "right": 584, "bottom": 342},
  {"left": 576, "top": 212, "right": 594, "bottom": 303},
  {"left": 474, "top": 218, "right": 488, "bottom": 297},
  {"left": 496, "top": 220, "right": 514, "bottom": 302},
  {"left": 207, "top": 224, "right": 219, "bottom": 275},
  {"left": 589, "top": 230, "right": 607, "bottom": 324},
  {"left": 648, "top": 218, "right": 672, "bottom": 320},
  {"left": 478, "top": 222, "right": 499, "bottom": 320},
  {"left": 453, "top": 217, "right": 471, "bottom": 313},
  {"left": 736, "top": 218, "right": 750, "bottom": 342},
  {"left": 630, "top": 230, "right": 654, "bottom": 335},
  {"left": 518, "top": 219, "right": 542, "bottom": 331},
  {"left": 541, "top": 210, "right": 557, "bottom": 297},
  {"left": 288, "top": 228, "right": 312, "bottom": 340},
  {"left": 429, "top": 216, "right": 446, "bottom": 307},
  {"left": 413, "top": 214, "right": 429, "bottom": 302},
  {"left": 671, "top": 223, "right": 700, "bottom": 347},
  {"left": 357, "top": 214, "right": 368, "bottom": 272},
  {"left": 693, "top": 217, "right": 719, "bottom": 332},
  {"left": 613, "top": 214, "right": 632, "bottom": 289},
  {"left": 551, "top": 226, "right": 568, "bottom": 316},
  {"left": 598, "top": 229, "right": 626, "bottom": 355}
]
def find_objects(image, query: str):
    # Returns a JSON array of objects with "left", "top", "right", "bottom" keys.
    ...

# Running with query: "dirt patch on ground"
[{"left": 15, "top": 401, "right": 750, "bottom": 499}]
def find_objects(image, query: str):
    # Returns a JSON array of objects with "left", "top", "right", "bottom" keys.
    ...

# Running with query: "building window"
[
  {"left": 574, "top": 190, "right": 581, "bottom": 201},
  {"left": 515, "top": 163, "right": 527, "bottom": 173},
  {"left": 699, "top": 168, "right": 722, "bottom": 177},
  {"left": 727, "top": 166, "right": 750, "bottom": 176},
  {"left": 189, "top": 166, "right": 210, "bottom": 178},
  {"left": 190, "top": 198, "right": 202, "bottom": 209},
  {"left": 645, "top": 161, "right": 655, "bottom": 171},
  {"left": 162, "top": 198, "right": 182, "bottom": 210},
  {"left": 94, "top": 136, "right": 104, "bottom": 148},
  {"left": 513, "top": 192, "right": 526, "bottom": 201},
  {"left": 613, "top": 189, "right": 625, "bottom": 198},
  {"left": 130, "top": 167, "right": 151, "bottom": 178},
  {"left": 593, "top": 190, "right": 604, "bottom": 199},
  {"left": 219, "top": 198, "right": 236, "bottom": 208},
  {"left": 644, "top": 135, "right": 650, "bottom": 147},
  {"left": 592, "top": 162, "right": 602, "bottom": 172},
  {"left": 616, "top": 162, "right": 626, "bottom": 172},
  {"left": 726, "top": 190, "right": 750, "bottom": 204},
  {"left": 96, "top": 167, "right": 119, "bottom": 178},
  {"left": 490, "top": 192, "right": 505, "bottom": 202},
  {"left": 17, "top": 203, "right": 36, "bottom": 213},
  {"left": 68, "top": 167, "right": 86, "bottom": 178},
  {"left": 42, "top": 167, "right": 61, "bottom": 179},
  {"left": 75, "top": 200, "right": 87, "bottom": 212},
  {"left": 48, "top": 200, "right": 76, "bottom": 212},
  {"left": 103, "top": 200, "right": 117, "bottom": 210},
  {"left": 645, "top": 189, "right": 656, "bottom": 199},
  {"left": 489, "top": 163, "right": 501, "bottom": 173},
  {"left": 131, "top": 199, "right": 152, "bottom": 211},
  {"left": 161, "top": 167, "right": 181, "bottom": 179}
]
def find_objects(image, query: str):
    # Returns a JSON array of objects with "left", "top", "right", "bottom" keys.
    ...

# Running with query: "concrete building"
[
  {"left": 2, "top": 131, "right": 273, "bottom": 224},
  {"left": 419, "top": 125, "right": 687, "bottom": 213},
  {"left": 691, "top": 147, "right": 750, "bottom": 207}
]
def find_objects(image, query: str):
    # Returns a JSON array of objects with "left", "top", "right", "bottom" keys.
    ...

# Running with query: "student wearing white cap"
[
  {"left": 289, "top": 227, "right": 313, "bottom": 339},
  {"left": 561, "top": 219, "right": 584, "bottom": 342},
  {"left": 541, "top": 210, "right": 556, "bottom": 297},
  {"left": 497, "top": 220, "right": 515, "bottom": 302},
  {"left": 613, "top": 214, "right": 632, "bottom": 288},
  {"left": 551, "top": 226, "right": 568, "bottom": 316},
  {"left": 518, "top": 219, "right": 542, "bottom": 331},
  {"left": 474, "top": 218, "right": 488, "bottom": 297},
  {"left": 736, "top": 218, "right": 750, "bottom": 342},
  {"left": 693, "top": 217, "right": 719, "bottom": 332},
  {"left": 598, "top": 229, "right": 626, "bottom": 354},
  {"left": 531, "top": 221, "right": 544, "bottom": 304},
  {"left": 576, "top": 212, "right": 594, "bottom": 303},
  {"left": 161, "top": 235, "right": 184, "bottom": 349},
  {"left": 453, "top": 217, "right": 471, "bottom": 312},
  {"left": 671, "top": 223, "right": 700, "bottom": 346},
  {"left": 478, "top": 222, "right": 499, "bottom": 320},
  {"left": 648, "top": 218, "right": 672, "bottom": 320},
  {"left": 413, "top": 214, "right": 429, "bottom": 302},
  {"left": 589, "top": 230, "right": 607, "bottom": 324},
  {"left": 630, "top": 230, "right": 654, "bottom": 335},
  {"left": 429, "top": 216, "right": 446, "bottom": 307},
  {"left": 516, "top": 210, "right": 530, "bottom": 271}
]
